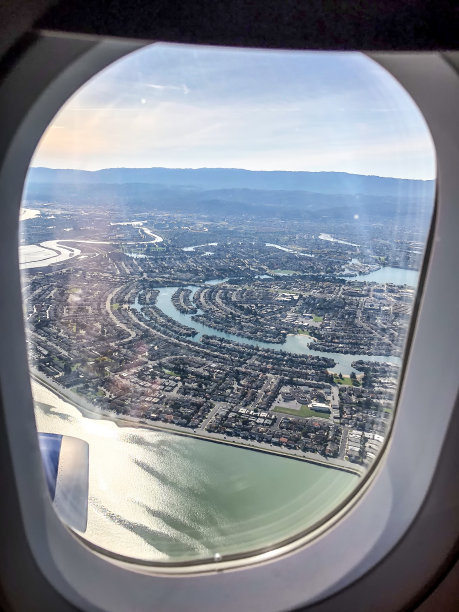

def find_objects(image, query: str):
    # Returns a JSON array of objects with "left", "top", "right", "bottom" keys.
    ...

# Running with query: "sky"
[{"left": 32, "top": 44, "right": 436, "bottom": 180}]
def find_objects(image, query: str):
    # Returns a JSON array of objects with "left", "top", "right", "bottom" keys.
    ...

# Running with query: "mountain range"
[
  {"left": 24, "top": 167, "right": 435, "bottom": 222},
  {"left": 28, "top": 167, "right": 434, "bottom": 198}
]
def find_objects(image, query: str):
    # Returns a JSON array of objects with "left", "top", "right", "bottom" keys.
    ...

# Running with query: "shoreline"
[{"left": 31, "top": 372, "right": 362, "bottom": 477}]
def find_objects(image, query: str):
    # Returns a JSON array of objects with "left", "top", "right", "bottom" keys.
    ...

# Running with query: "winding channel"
[{"left": 133, "top": 280, "right": 403, "bottom": 374}]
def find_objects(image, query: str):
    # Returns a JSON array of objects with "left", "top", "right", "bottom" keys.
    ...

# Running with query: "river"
[
  {"left": 318, "top": 233, "right": 359, "bottom": 247},
  {"left": 138, "top": 282, "right": 402, "bottom": 373},
  {"left": 33, "top": 381, "right": 357, "bottom": 564},
  {"left": 182, "top": 242, "right": 218, "bottom": 252},
  {"left": 265, "top": 243, "right": 314, "bottom": 257}
]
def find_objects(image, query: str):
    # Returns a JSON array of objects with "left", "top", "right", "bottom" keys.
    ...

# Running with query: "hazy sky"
[{"left": 32, "top": 44, "right": 435, "bottom": 180}]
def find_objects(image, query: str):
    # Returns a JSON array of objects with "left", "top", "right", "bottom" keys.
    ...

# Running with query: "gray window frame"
[{"left": 0, "top": 33, "right": 458, "bottom": 612}]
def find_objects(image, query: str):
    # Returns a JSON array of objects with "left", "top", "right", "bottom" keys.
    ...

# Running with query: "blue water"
[
  {"left": 135, "top": 280, "right": 402, "bottom": 373},
  {"left": 35, "top": 397, "right": 357, "bottom": 563},
  {"left": 354, "top": 266, "right": 419, "bottom": 287}
]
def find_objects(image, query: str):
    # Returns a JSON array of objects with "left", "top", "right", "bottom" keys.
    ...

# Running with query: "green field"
[
  {"left": 111, "top": 302, "right": 120, "bottom": 310},
  {"left": 312, "top": 314, "right": 323, "bottom": 322},
  {"left": 296, "top": 328, "right": 310, "bottom": 335},
  {"left": 334, "top": 375, "right": 352, "bottom": 385},
  {"left": 334, "top": 375, "right": 360, "bottom": 386},
  {"left": 273, "top": 405, "right": 329, "bottom": 419}
]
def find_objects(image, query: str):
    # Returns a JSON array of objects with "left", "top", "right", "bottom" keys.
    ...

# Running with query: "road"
[
  {"left": 338, "top": 426, "right": 349, "bottom": 460},
  {"left": 199, "top": 403, "right": 224, "bottom": 430},
  {"left": 105, "top": 286, "right": 136, "bottom": 341}
]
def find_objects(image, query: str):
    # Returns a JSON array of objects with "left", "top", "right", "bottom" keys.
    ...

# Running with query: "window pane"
[{"left": 19, "top": 44, "right": 435, "bottom": 565}]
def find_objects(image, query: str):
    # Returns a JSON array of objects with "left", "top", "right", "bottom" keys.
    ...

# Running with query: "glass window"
[{"left": 19, "top": 44, "right": 435, "bottom": 566}]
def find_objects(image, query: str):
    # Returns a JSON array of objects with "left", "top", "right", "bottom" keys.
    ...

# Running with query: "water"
[
  {"left": 147, "top": 284, "right": 401, "bottom": 373},
  {"left": 32, "top": 265, "right": 412, "bottom": 565},
  {"left": 355, "top": 266, "right": 419, "bottom": 287},
  {"left": 126, "top": 252, "right": 147, "bottom": 259},
  {"left": 19, "top": 241, "right": 81, "bottom": 269},
  {"left": 318, "top": 233, "right": 359, "bottom": 247},
  {"left": 183, "top": 242, "right": 218, "bottom": 252},
  {"left": 33, "top": 381, "right": 356, "bottom": 563},
  {"left": 33, "top": 268, "right": 411, "bottom": 563},
  {"left": 265, "top": 243, "right": 314, "bottom": 257}
]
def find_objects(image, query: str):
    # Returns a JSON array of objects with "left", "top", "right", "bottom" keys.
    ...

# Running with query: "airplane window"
[{"left": 18, "top": 43, "right": 435, "bottom": 566}]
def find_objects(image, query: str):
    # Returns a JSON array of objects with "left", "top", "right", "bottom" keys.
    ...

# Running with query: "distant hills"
[
  {"left": 24, "top": 167, "right": 435, "bottom": 222},
  {"left": 28, "top": 167, "right": 434, "bottom": 198}
]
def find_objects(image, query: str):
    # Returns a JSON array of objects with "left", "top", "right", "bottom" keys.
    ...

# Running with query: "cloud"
[{"left": 146, "top": 83, "right": 190, "bottom": 95}]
